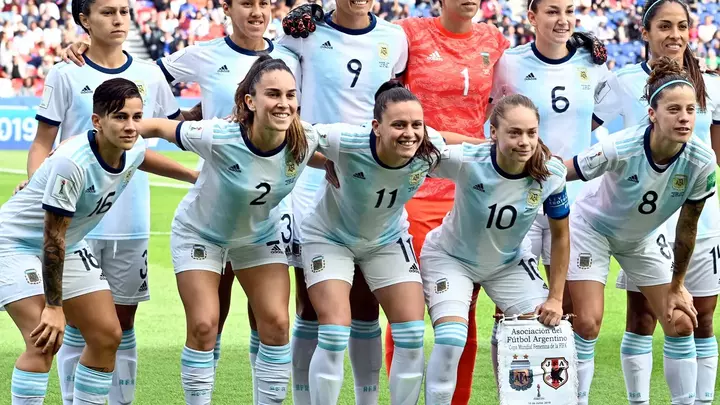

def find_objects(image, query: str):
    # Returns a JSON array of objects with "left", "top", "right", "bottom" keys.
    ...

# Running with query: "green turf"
[{"left": 0, "top": 150, "right": 717, "bottom": 404}]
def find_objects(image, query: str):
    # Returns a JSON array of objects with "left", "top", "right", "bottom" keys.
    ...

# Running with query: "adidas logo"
[
  {"left": 473, "top": 183, "right": 485, "bottom": 192},
  {"left": 81, "top": 85, "right": 93, "bottom": 94},
  {"left": 353, "top": 172, "right": 366, "bottom": 179},
  {"left": 409, "top": 263, "right": 420, "bottom": 273},
  {"left": 138, "top": 280, "right": 148, "bottom": 293},
  {"left": 85, "top": 185, "right": 96, "bottom": 193},
  {"left": 524, "top": 73, "right": 536, "bottom": 81},
  {"left": 228, "top": 163, "right": 242, "bottom": 173},
  {"left": 320, "top": 41, "right": 333, "bottom": 49},
  {"left": 217, "top": 65, "right": 229, "bottom": 73},
  {"left": 426, "top": 51, "right": 442, "bottom": 61},
  {"left": 627, "top": 174, "right": 639, "bottom": 183},
  {"left": 270, "top": 245, "right": 284, "bottom": 254}
]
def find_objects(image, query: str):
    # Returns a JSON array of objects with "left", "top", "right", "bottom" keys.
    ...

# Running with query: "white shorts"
[
  {"left": 420, "top": 241, "right": 548, "bottom": 324},
  {"left": 567, "top": 214, "right": 673, "bottom": 287},
  {"left": 529, "top": 213, "right": 551, "bottom": 266},
  {"left": 171, "top": 227, "right": 288, "bottom": 275},
  {"left": 617, "top": 235, "right": 720, "bottom": 297},
  {"left": 302, "top": 233, "right": 421, "bottom": 291},
  {"left": 86, "top": 239, "right": 149, "bottom": 305},
  {"left": 0, "top": 250, "right": 110, "bottom": 310}
]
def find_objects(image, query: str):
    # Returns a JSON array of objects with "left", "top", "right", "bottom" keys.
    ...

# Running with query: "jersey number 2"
[{"left": 250, "top": 183, "right": 271, "bottom": 205}]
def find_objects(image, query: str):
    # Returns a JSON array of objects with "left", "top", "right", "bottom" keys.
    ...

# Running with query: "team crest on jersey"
[
  {"left": 286, "top": 160, "right": 298, "bottom": 178},
  {"left": 122, "top": 166, "right": 135, "bottom": 188},
  {"left": 24, "top": 269, "right": 41, "bottom": 284},
  {"left": 434, "top": 278, "right": 449, "bottom": 294},
  {"left": 509, "top": 354, "right": 534, "bottom": 391},
  {"left": 526, "top": 189, "right": 542, "bottom": 209},
  {"left": 481, "top": 52, "right": 490, "bottom": 66},
  {"left": 541, "top": 357, "right": 569, "bottom": 390},
  {"left": 191, "top": 244, "right": 207, "bottom": 260},
  {"left": 409, "top": 169, "right": 427, "bottom": 187},
  {"left": 671, "top": 174, "right": 687, "bottom": 197},
  {"left": 577, "top": 253, "right": 592, "bottom": 269},
  {"left": 311, "top": 255, "right": 325, "bottom": 273},
  {"left": 134, "top": 81, "right": 147, "bottom": 105},
  {"left": 378, "top": 43, "right": 389, "bottom": 60}
]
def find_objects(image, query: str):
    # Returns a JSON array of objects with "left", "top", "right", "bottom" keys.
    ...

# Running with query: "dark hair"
[
  {"left": 373, "top": 80, "right": 440, "bottom": 169},
  {"left": 644, "top": 56, "right": 695, "bottom": 110},
  {"left": 93, "top": 78, "right": 142, "bottom": 116},
  {"left": 72, "top": 0, "right": 129, "bottom": 34},
  {"left": 489, "top": 94, "right": 551, "bottom": 183},
  {"left": 233, "top": 55, "right": 307, "bottom": 164},
  {"left": 642, "top": 0, "right": 707, "bottom": 111}
]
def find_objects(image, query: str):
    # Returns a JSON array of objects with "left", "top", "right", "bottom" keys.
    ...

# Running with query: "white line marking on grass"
[{"left": 0, "top": 168, "right": 191, "bottom": 189}]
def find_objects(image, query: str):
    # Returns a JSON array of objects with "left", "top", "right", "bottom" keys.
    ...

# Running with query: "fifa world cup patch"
[
  {"left": 582, "top": 144, "right": 607, "bottom": 169},
  {"left": 24, "top": 269, "right": 41, "bottom": 285},
  {"left": 51, "top": 174, "right": 73, "bottom": 202},
  {"left": 311, "top": 255, "right": 325, "bottom": 273},
  {"left": 434, "top": 278, "right": 449, "bottom": 294},
  {"left": 191, "top": 244, "right": 207, "bottom": 260},
  {"left": 707, "top": 172, "right": 716, "bottom": 192},
  {"left": 577, "top": 253, "right": 592, "bottom": 269}
]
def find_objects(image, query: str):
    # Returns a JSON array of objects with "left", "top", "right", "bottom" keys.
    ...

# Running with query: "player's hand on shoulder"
[
  {"left": 324, "top": 160, "right": 340, "bottom": 189},
  {"left": 282, "top": 3, "right": 324, "bottom": 39},
  {"left": 13, "top": 180, "right": 29, "bottom": 195},
  {"left": 535, "top": 298, "right": 563, "bottom": 327},
  {"left": 61, "top": 40, "right": 90, "bottom": 67}
]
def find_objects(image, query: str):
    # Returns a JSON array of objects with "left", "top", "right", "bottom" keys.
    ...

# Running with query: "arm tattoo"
[
  {"left": 42, "top": 211, "right": 71, "bottom": 306},
  {"left": 672, "top": 200, "right": 705, "bottom": 278}
]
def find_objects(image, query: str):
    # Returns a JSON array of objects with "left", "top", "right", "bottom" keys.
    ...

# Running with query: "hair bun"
[
  {"left": 374, "top": 80, "right": 405, "bottom": 101},
  {"left": 648, "top": 56, "right": 687, "bottom": 86}
]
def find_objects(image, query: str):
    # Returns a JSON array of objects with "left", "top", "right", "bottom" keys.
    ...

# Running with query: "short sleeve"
[
  {"left": 35, "top": 67, "right": 69, "bottom": 127},
  {"left": 492, "top": 23, "right": 510, "bottom": 52},
  {"left": 276, "top": 33, "right": 303, "bottom": 58},
  {"left": 688, "top": 156, "right": 718, "bottom": 203},
  {"left": 572, "top": 137, "right": 617, "bottom": 182},
  {"left": 156, "top": 47, "right": 199, "bottom": 85},
  {"left": 426, "top": 125, "right": 447, "bottom": 163},
  {"left": 175, "top": 119, "right": 216, "bottom": 159},
  {"left": 592, "top": 67, "right": 622, "bottom": 126},
  {"left": 706, "top": 75, "right": 720, "bottom": 124},
  {"left": 489, "top": 54, "right": 509, "bottom": 104},
  {"left": 41, "top": 156, "right": 84, "bottom": 217},
  {"left": 393, "top": 30, "right": 409, "bottom": 77},
  {"left": 311, "top": 122, "right": 342, "bottom": 162},
  {"left": 154, "top": 80, "right": 181, "bottom": 119},
  {"left": 430, "top": 143, "right": 464, "bottom": 180}
]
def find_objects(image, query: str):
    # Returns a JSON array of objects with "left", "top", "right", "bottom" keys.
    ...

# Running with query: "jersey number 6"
[{"left": 551, "top": 86, "right": 570, "bottom": 114}]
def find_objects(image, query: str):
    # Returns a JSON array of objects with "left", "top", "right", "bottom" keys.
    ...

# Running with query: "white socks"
[
  {"left": 389, "top": 321, "right": 425, "bottom": 405},
  {"left": 309, "top": 325, "right": 351, "bottom": 405},
  {"left": 180, "top": 346, "right": 214, "bottom": 404},
  {"left": 425, "top": 322, "right": 468, "bottom": 405},
  {"left": 109, "top": 328, "right": 137, "bottom": 405},
  {"left": 695, "top": 336, "right": 718, "bottom": 404},
  {"left": 11, "top": 367, "right": 48, "bottom": 405},
  {"left": 620, "top": 331, "right": 653, "bottom": 404},
  {"left": 291, "top": 316, "right": 318, "bottom": 405},
  {"left": 664, "top": 335, "right": 697, "bottom": 404},
  {"left": 349, "top": 319, "right": 383, "bottom": 404},
  {"left": 574, "top": 333, "right": 597, "bottom": 405},
  {"left": 255, "top": 343, "right": 292, "bottom": 404},
  {"left": 73, "top": 364, "right": 113, "bottom": 404},
  {"left": 57, "top": 325, "right": 84, "bottom": 405}
]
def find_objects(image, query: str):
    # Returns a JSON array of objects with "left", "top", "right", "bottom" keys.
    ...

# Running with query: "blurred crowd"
[{"left": 1, "top": 0, "right": 720, "bottom": 97}]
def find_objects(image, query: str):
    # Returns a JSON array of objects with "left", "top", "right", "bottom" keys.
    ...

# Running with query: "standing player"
[
  {"left": 422, "top": 94, "right": 569, "bottom": 404},
  {"left": 566, "top": 57, "right": 715, "bottom": 405},
  {"left": 592, "top": 1, "right": 720, "bottom": 403},
  {"left": 28, "top": 0, "right": 188, "bottom": 403},
  {"left": 135, "top": 56, "right": 326, "bottom": 405},
  {"left": 1, "top": 78, "right": 194, "bottom": 405},
  {"left": 301, "top": 82, "right": 444, "bottom": 405}
]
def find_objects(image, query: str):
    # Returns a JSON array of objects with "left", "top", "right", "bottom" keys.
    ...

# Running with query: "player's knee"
[
  {"left": 188, "top": 317, "right": 219, "bottom": 348},
  {"left": 85, "top": 322, "right": 122, "bottom": 354},
  {"left": 573, "top": 314, "right": 602, "bottom": 340},
  {"left": 22, "top": 343, "right": 54, "bottom": 371},
  {"left": 671, "top": 312, "right": 694, "bottom": 337},
  {"left": 258, "top": 312, "right": 290, "bottom": 346},
  {"left": 695, "top": 311, "right": 715, "bottom": 338},
  {"left": 626, "top": 309, "right": 657, "bottom": 335}
]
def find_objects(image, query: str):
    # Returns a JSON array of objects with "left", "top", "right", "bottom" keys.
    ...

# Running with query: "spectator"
[
  {"left": 699, "top": 15, "right": 717, "bottom": 43},
  {"left": 0, "top": 65, "right": 13, "bottom": 97},
  {"left": 17, "top": 76, "right": 35, "bottom": 96}
]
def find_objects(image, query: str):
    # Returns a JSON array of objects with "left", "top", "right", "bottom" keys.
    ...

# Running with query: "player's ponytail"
[
  {"left": 234, "top": 55, "right": 307, "bottom": 164},
  {"left": 642, "top": 0, "right": 708, "bottom": 111},
  {"left": 489, "top": 94, "right": 551, "bottom": 183},
  {"left": 373, "top": 80, "right": 441, "bottom": 169},
  {"left": 644, "top": 56, "right": 695, "bottom": 110}
]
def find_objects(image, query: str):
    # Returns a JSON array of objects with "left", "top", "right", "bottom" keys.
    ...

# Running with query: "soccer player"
[
  {"left": 27, "top": 0, "right": 189, "bottom": 403},
  {"left": 488, "top": 0, "right": 611, "bottom": 375},
  {"left": 301, "top": 81, "right": 444, "bottom": 405},
  {"left": 592, "top": 2, "right": 720, "bottom": 403},
  {"left": 135, "top": 56, "right": 326, "bottom": 405},
  {"left": 566, "top": 57, "right": 716, "bottom": 405},
  {"left": 422, "top": 94, "right": 569, "bottom": 404},
  {"left": 0, "top": 78, "right": 194, "bottom": 405}
]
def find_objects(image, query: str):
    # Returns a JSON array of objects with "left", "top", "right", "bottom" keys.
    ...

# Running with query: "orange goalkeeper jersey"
[{"left": 396, "top": 17, "right": 509, "bottom": 200}]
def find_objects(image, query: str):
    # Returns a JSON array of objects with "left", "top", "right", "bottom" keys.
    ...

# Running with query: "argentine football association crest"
[
  {"left": 526, "top": 189, "right": 542, "bottom": 209},
  {"left": 577, "top": 67, "right": 589, "bottom": 82},
  {"left": 122, "top": 166, "right": 135, "bottom": 188},
  {"left": 509, "top": 354, "right": 533, "bottom": 391},
  {"left": 191, "top": 244, "right": 207, "bottom": 260},
  {"left": 25, "top": 269, "right": 41, "bottom": 285},
  {"left": 541, "top": 357, "right": 569, "bottom": 390},
  {"left": 286, "top": 160, "right": 298, "bottom": 178},
  {"left": 378, "top": 43, "right": 389, "bottom": 60},
  {"left": 133, "top": 81, "right": 147, "bottom": 105},
  {"left": 311, "top": 255, "right": 325, "bottom": 273},
  {"left": 672, "top": 174, "right": 687, "bottom": 192}
]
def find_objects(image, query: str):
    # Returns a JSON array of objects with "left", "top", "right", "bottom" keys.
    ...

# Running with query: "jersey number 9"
[{"left": 347, "top": 59, "right": 362, "bottom": 88}]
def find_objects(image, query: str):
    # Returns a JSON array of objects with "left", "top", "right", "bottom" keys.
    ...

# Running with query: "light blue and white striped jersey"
[
  {"left": 0, "top": 130, "right": 146, "bottom": 256},
  {"left": 426, "top": 143, "right": 569, "bottom": 270},
  {"left": 35, "top": 52, "right": 180, "bottom": 240},
  {"left": 593, "top": 61, "right": 720, "bottom": 239},
  {"left": 490, "top": 43, "right": 614, "bottom": 203},
  {"left": 277, "top": 12, "right": 409, "bottom": 200},
  {"left": 573, "top": 124, "right": 717, "bottom": 241},
  {"left": 157, "top": 37, "right": 300, "bottom": 121},
  {"left": 301, "top": 124, "right": 444, "bottom": 246},
  {"left": 172, "top": 119, "right": 321, "bottom": 246}
]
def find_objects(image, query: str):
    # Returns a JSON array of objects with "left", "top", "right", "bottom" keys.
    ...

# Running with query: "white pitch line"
[{"left": 0, "top": 168, "right": 191, "bottom": 189}]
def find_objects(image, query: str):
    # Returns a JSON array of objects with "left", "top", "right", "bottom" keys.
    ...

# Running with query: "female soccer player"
[
  {"left": 592, "top": 1, "right": 720, "bottom": 403},
  {"left": 301, "top": 81, "right": 444, "bottom": 405},
  {"left": 566, "top": 57, "right": 716, "bottom": 405},
  {"left": 29, "top": 0, "right": 189, "bottom": 402},
  {"left": 422, "top": 94, "right": 569, "bottom": 404},
  {"left": 135, "top": 56, "right": 327, "bottom": 404},
  {"left": 1, "top": 78, "right": 194, "bottom": 405}
]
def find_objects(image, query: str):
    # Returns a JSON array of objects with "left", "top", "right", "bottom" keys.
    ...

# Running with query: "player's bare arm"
[
  {"left": 182, "top": 103, "right": 204, "bottom": 121},
  {"left": 136, "top": 118, "right": 187, "bottom": 144},
  {"left": 140, "top": 149, "right": 199, "bottom": 184},
  {"left": 440, "top": 131, "right": 486, "bottom": 145},
  {"left": 27, "top": 123, "right": 60, "bottom": 179}
]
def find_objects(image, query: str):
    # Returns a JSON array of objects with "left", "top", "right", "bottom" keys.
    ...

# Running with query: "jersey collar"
[
  {"left": 88, "top": 129, "right": 126, "bottom": 174},
  {"left": 643, "top": 124, "right": 686, "bottom": 173},
  {"left": 641, "top": 61, "right": 652, "bottom": 75},
  {"left": 324, "top": 11, "right": 376, "bottom": 35},
  {"left": 241, "top": 123, "right": 287, "bottom": 157},
  {"left": 82, "top": 51, "right": 133, "bottom": 74},
  {"left": 491, "top": 144, "right": 527, "bottom": 180},
  {"left": 370, "top": 130, "right": 414, "bottom": 170},
  {"left": 432, "top": 17, "right": 474, "bottom": 39},
  {"left": 224, "top": 36, "right": 274, "bottom": 55},
  {"left": 530, "top": 42, "right": 576, "bottom": 65}
]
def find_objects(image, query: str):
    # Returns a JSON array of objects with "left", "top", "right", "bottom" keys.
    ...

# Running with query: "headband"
[
  {"left": 649, "top": 79, "right": 694, "bottom": 105},
  {"left": 528, "top": 0, "right": 535, "bottom": 10}
]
